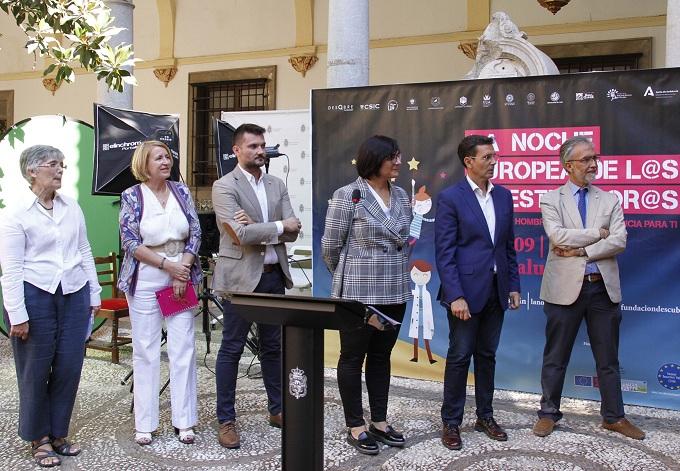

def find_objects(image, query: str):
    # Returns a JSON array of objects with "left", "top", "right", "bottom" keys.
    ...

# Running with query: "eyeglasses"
[
  {"left": 37, "top": 161, "right": 67, "bottom": 170},
  {"left": 567, "top": 155, "right": 599, "bottom": 165},
  {"left": 468, "top": 153, "right": 499, "bottom": 163}
]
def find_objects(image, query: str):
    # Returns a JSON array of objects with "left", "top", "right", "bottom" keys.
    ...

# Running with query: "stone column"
[
  {"left": 97, "top": 0, "right": 134, "bottom": 108},
  {"left": 667, "top": 0, "right": 680, "bottom": 67},
  {"left": 326, "top": 0, "right": 369, "bottom": 87}
]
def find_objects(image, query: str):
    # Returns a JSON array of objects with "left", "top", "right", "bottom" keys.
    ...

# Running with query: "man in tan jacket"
[
  {"left": 212, "top": 123, "right": 300, "bottom": 449},
  {"left": 533, "top": 136, "right": 644, "bottom": 440}
]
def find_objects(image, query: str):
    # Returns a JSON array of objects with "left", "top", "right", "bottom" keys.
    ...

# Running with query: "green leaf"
[{"left": 43, "top": 63, "right": 57, "bottom": 76}]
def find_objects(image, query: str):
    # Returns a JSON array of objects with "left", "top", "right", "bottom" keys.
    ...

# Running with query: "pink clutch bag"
[{"left": 155, "top": 283, "right": 199, "bottom": 317}]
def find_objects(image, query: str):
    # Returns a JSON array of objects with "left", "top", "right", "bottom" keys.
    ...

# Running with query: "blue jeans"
[
  {"left": 7, "top": 282, "right": 90, "bottom": 441},
  {"left": 441, "top": 284, "right": 504, "bottom": 427},
  {"left": 215, "top": 270, "right": 284, "bottom": 423}
]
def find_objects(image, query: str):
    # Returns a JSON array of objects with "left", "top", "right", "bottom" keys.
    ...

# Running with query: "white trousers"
[{"left": 126, "top": 263, "right": 198, "bottom": 432}]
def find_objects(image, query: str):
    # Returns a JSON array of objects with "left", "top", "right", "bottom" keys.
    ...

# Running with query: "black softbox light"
[
  {"left": 93, "top": 103, "right": 181, "bottom": 195},
  {"left": 212, "top": 117, "right": 237, "bottom": 178}
]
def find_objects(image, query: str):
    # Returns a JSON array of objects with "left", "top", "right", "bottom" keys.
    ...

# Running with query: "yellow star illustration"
[
  {"left": 351, "top": 159, "right": 357, "bottom": 166},
  {"left": 407, "top": 157, "right": 420, "bottom": 171}
]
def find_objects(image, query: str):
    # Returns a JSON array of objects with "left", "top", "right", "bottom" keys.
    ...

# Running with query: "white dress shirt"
[
  {"left": 466, "top": 175, "right": 497, "bottom": 272},
  {"left": 0, "top": 191, "right": 102, "bottom": 325},
  {"left": 466, "top": 175, "right": 496, "bottom": 243},
  {"left": 238, "top": 165, "right": 284, "bottom": 265}
]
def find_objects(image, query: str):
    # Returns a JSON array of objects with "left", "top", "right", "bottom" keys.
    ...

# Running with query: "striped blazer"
[{"left": 322, "top": 177, "right": 412, "bottom": 305}]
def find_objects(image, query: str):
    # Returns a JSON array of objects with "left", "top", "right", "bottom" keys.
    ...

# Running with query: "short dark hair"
[
  {"left": 457, "top": 135, "right": 494, "bottom": 166},
  {"left": 355, "top": 135, "right": 400, "bottom": 179},
  {"left": 233, "top": 123, "right": 265, "bottom": 146}
]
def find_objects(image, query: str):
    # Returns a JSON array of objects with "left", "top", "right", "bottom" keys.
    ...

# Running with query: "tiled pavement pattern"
[{"left": 0, "top": 325, "right": 679, "bottom": 471}]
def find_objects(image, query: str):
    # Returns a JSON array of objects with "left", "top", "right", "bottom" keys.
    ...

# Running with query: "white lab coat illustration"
[{"left": 409, "top": 285, "right": 434, "bottom": 340}]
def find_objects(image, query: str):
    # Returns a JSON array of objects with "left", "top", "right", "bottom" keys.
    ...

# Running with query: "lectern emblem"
[{"left": 289, "top": 367, "right": 307, "bottom": 399}]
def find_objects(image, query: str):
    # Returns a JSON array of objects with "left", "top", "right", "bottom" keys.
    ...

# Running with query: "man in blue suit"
[{"left": 435, "top": 135, "right": 520, "bottom": 451}]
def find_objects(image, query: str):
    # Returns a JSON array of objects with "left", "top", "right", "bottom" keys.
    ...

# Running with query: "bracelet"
[{"left": 159, "top": 257, "right": 167, "bottom": 270}]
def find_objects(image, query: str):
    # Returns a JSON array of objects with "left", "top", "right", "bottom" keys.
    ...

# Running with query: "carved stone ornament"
[
  {"left": 465, "top": 11, "right": 559, "bottom": 79},
  {"left": 537, "top": 0, "right": 572, "bottom": 15},
  {"left": 458, "top": 42, "right": 478, "bottom": 60},
  {"left": 153, "top": 67, "right": 177, "bottom": 87},
  {"left": 288, "top": 55, "right": 318, "bottom": 77},
  {"left": 42, "top": 78, "right": 60, "bottom": 95}
]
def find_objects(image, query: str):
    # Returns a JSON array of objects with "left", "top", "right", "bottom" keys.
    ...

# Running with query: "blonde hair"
[{"left": 130, "top": 140, "right": 173, "bottom": 182}]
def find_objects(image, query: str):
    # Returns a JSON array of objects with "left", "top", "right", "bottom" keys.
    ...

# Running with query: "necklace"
[
  {"left": 156, "top": 186, "right": 169, "bottom": 208},
  {"left": 147, "top": 182, "right": 169, "bottom": 208},
  {"left": 37, "top": 200, "right": 53, "bottom": 211}
]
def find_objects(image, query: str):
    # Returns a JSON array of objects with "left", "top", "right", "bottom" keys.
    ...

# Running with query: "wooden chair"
[{"left": 86, "top": 252, "right": 132, "bottom": 364}]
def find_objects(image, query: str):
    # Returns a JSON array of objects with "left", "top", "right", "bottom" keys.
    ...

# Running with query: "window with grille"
[
  {"left": 554, "top": 54, "right": 641, "bottom": 74},
  {"left": 188, "top": 67, "right": 275, "bottom": 191},
  {"left": 539, "top": 38, "right": 651, "bottom": 75}
]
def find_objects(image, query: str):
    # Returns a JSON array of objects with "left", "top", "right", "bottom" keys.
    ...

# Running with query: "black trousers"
[
  {"left": 337, "top": 303, "right": 406, "bottom": 428},
  {"left": 538, "top": 279, "right": 624, "bottom": 423}
]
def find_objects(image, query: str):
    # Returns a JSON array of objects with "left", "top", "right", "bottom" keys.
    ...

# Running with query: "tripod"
[
  {"left": 197, "top": 256, "right": 224, "bottom": 354},
  {"left": 197, "top": 256, "right": 260, "bottom": 375}
]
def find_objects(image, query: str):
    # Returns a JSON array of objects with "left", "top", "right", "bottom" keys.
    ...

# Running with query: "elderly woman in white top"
[
  {"left": 0, "top": 145, "right": 102, "bottom": 468},
  {"left": 118, "top": 140, "right": 202, "bottom": 446}
]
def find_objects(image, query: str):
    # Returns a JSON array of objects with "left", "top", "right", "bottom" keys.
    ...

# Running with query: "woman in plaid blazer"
[{"left": 322, "top": 135, "right": 412, "bottom": 455}]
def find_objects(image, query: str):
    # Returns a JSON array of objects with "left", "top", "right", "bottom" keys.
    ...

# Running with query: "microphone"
[
  {"left": 351, "top": 189, "right": 361, "bottom": 204},
  {"left": 337, "top": 189, "right": 362, "bottom": 298},
  {"left": 265, "top": 144, "right": 283, "bottom": 158}
]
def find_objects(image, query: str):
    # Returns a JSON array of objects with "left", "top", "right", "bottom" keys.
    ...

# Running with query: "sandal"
[
  {"left": 50, "top": 437, "right": 81, "bottom": 456},
  {"left": 174, "top": 427, "right": 195, "bottom": 445},
  {"left": 135, "top": 432, "right": 153, "bottom": 446},
  {"left": 32, "top": 437, "right": 61, "bottom": 468}
]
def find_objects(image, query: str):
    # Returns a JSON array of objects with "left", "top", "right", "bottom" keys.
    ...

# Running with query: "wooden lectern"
[{"left": 228, "top": 292, "right": 367, "bottom": 471}]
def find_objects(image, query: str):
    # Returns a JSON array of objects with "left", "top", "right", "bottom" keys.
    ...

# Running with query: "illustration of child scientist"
[
  {"left": 409, "top": 185, "right": 435, "bottom": 247},
  {"left": 408, "top": 259, "right": 436, "bottom": 364}
]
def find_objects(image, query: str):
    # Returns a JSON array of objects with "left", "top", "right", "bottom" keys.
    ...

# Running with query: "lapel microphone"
[{"left": 337, "top": 189, "right": 362, "bottom": 297}]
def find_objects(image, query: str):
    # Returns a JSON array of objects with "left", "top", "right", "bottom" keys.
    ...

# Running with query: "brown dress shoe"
[
  {"left": 218, "top": 421, "right": 240, "bottom": 448},
  {"left": 441, "top": 424, "right": 462, "bottom": 450},
  {"left": 474, "top": 417, "right": 507, "bottom": 441},
  {"left": 602, "top": 418, "right": 645, "bottom": 440},
  {"left": 269, "top": 413, "right": 283, "bottom": 428},
  {"left": 533, "top": 417, "right": 556, "bottom": 437}
]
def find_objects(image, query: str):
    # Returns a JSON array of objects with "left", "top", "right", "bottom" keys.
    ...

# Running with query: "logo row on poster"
[
  {"left": 573, "top": 362, "right": 680, "bottom": 395},
  {"left": 326, "top": 85, "right": 679, "bottom": 112}
]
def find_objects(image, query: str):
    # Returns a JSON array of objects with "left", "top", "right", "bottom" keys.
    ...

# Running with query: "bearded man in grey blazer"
[
  {"left": 533, "top": 136, "right": 644, "bottom": 440},
  {"left": 212, "top": 123, "right": 301, "bottom": 449}
]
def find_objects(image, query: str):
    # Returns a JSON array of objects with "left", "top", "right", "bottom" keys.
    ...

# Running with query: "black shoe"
[
  {"left": 474, "top": 417, "right": 508, "bottom": 441},
  {"left": 346, "top": 430, "right": 379, "bottom": 455},
  {"left": 368, "top": 424, "right": 406, "bottom": 447},
  {"left": 442, "top": 424, "right": 462, "bottom": 450}
]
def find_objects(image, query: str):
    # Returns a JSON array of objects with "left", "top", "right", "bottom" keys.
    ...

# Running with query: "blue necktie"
[{"left": 577, "top": 187, "right": 588, "bottom": 227}]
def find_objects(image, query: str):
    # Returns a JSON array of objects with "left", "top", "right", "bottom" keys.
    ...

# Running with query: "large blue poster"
[{"left": 312, "top": 68, "right": 680, "bottom": 409}]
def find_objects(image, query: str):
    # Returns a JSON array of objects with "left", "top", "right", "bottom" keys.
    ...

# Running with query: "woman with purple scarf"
[{"left": 118, "top": 140, "right": 202, "bottom": 446}]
